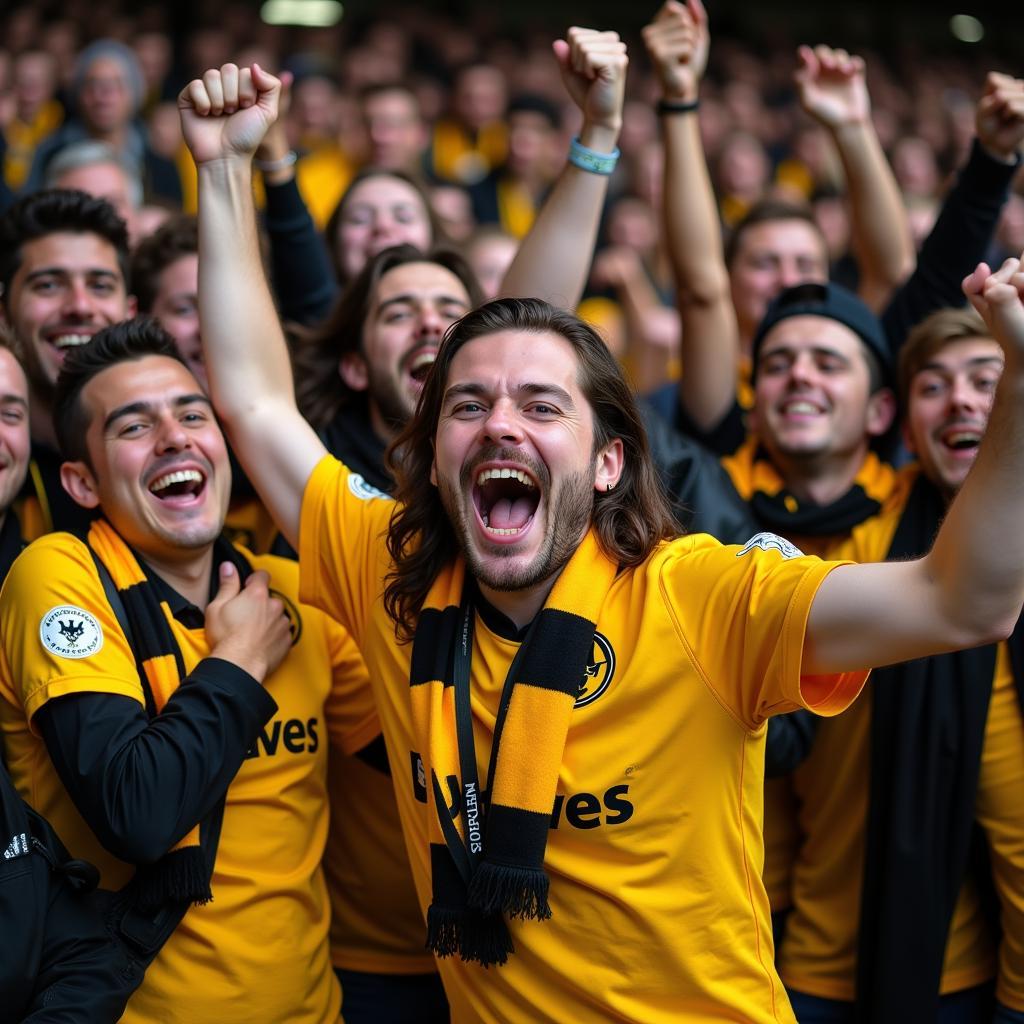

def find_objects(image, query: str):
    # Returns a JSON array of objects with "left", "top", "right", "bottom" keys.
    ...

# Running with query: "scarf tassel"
[
  {"left": 468, "top": 861, "right": 551, "bottom": 921},
  {"left": 134, "top": 847, "right": 213, "bottom": 911},
  {"left": 426, "top": 902, "right": 514, "bottom": 967}
]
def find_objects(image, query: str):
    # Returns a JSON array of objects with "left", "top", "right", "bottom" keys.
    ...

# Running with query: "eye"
[
  {"left": 0, "top": 408, "right": 24, "bottom": 425},
  {"left": 526, "top": 402, "right": 558, "bottom": 416},
  {"left": 89, "top": 278, "right": 116, "bottom": 295},
  {"left": 975, "top": 374, "right": 999, "bottom": 392},
  {"left": 118, "top": 421, "right": 147, "bottom": 437},
  {"left": 181, "top": 410, "right": 207, "bottom": 424},
  {"left": 451, "top": 401, "right": 486, "bottom": 416},
  {"left": 31, "top": 278, "right": 59, "bottom": 294}
]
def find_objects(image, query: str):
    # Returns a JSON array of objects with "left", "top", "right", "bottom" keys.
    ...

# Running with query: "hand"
[
  {"left": 551, "top": 27, "right": 628, "bottom": 137},
  {"left": 205, "top": 563, "right": 294, "bottom": 681},
  {"left": 255, "top": 70, "right": 294, "bottom": 165},
  {"left": 641, "top": 0, "right": 709, "bottom": 103},
  {"left": 794, "top": 45, "right": 870, "bottom": 129},
  {"left": 963, "top": 256, "right": 1024, "bottom": 362},
  {"left": 178, "top": 63, "right": 281, "bottom": 166},
  {"left": 976, "top": 72, "right": 1024, "bottom": 162}
]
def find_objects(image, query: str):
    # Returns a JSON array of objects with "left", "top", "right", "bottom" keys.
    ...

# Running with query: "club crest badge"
[
  {"left": 40, "top": 605, "right": 103, "bottom": 659},
  {"left": 348, "top": 473, "right": 391, "bottom": 502},
  {"left": 576, "top": 631, "right": 616, "bottom": 708},
  {"left": 737, "top": 532, "right": 804, "bottom": 560}
]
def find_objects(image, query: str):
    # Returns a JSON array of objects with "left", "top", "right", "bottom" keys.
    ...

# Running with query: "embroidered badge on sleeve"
[
  {"left": 39, "top": 606, "right": 104, "bottom": 659},
  {"left": 347, "top": 473, "right": 392, "bottom": 502},
  {"left": 737, "top": 532, "right": 804, "bottom": 560}
]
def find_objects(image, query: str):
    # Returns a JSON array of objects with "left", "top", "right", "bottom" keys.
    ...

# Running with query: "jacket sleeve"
[
  {"left": 262, "top": 177, "right": 339, "bottom": 326},
  {"left": 35, "top": 659, "right": 276, "bottom": 865},
  {"left": 881, "top": 140, "right": 1020, "bottom": 354},
  {"left": 764, "top": 710, "right": 821, "bottom": 777},
  {"left": 639, "top": 400, "right": 758, "bottom": 545}
]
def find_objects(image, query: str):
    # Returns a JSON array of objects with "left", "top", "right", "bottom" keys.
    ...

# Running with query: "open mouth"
[
  {"left": 472, "top": 466, "right": 540, "bottom": 537},
  {"left": 940, "top": 428, "right": 982, "bottom": 454},
  {"left": 406, "top": 348, "right": 437, "bottom": 386},
  {"left": 48, "top": 332, "right": 95, "bottom": 351},
  {"left": 148, "top": 468, "right": 206, "bottom": 503},
  {"left": 780, "top": 398, "right": 824, "bottom": 417}
]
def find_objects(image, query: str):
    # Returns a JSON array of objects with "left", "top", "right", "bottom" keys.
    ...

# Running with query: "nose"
[
  {"left": 154, "top": 412, "right": 190, "bottom": 453},
  {"left": 948, "top": 375, "right": 983, "bottom": 414},
  {"left": 786, "top": 350, "right": 817, "bottom": 388},
  {"left": 481, "top": 397, "right": 523, "bottom": 445},
  {"left": 416, "top": 303, "right": 446, "bottom": 341},
  {"left": 61, "top": 279, "right": 96, "bottom": 320},
  {"left": 778, "top": 259, "right": 805, "bottom": 290}
]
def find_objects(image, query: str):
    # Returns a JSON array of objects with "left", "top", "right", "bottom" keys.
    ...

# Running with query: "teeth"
[
  {"left": 783, "top": 401, "right": 820, "bottom": 415},
  {"left": 476, "top": 468, "right": 535, "bottom": 487},
  {"left": 410, "top": 351, "right": 436, "bottom": 372},
  {"left": 946, "top": 431, "right": 980, "bottom": 445},
  {"left": 150, "top": 469, "right": 203, "bottom": 493},
  {"left": 52, "top": 334, "right": 93, "bottom": 350},
  {"left": 483, "top": 524, "right": 524, "bottom": 536}
]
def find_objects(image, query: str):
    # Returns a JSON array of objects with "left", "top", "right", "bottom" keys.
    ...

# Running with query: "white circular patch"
[
  {"left": 39, "top": 606, "right": 104, "bottom": 660},
  {"left": 347, "top": 473, "right": 392, "bottom": 502}
]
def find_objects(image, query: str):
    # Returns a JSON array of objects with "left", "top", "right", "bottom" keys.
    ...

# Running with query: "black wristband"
[{"left": 657, "top": 97, "right": 700, "bottom": 115}]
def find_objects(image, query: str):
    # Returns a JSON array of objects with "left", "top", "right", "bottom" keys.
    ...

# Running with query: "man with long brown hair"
[{"left": 186, "top": 62, "right": 1024, "bottom": 1024}]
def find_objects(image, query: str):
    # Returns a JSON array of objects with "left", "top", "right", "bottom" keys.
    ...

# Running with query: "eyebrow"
[
  {"left": 377, "top": 292, "right": 468, "bottom": 314},
  {"left": 917, "top": 356, "right": 1005, "bottom": 376},
  {"left": 760, "top": 345, "right": 851, "bottom": 363},
  {"left": 24, "top": 267, "right": 120, "bottom": 283},
  {"left": 0, "top": 394, "right": 27, "bottom": 407},
  {"left": 442, "top": 381, "right": 576, "bottom": 407},
  {"left": 103, "top": 393, "right": 211, "bottom": 432}
]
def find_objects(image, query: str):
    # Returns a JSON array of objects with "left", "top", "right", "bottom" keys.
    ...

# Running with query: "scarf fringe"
[
  {"left": 426, "top": 903, "right": 515, "bottom": 967},
  {"left": 134, "top": 847, "right": 213, "bottom": 911},
  {"left": 468, "top": 861, "right": 551, "bottom": 921}
]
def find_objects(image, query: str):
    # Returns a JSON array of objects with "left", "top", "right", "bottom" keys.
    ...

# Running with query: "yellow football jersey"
[
  {"left": 0, "top": 532, "right": 378, "bottom": 1024},
  {"left": 299, "top": 454, "right": 868, "bottom": 1024}
]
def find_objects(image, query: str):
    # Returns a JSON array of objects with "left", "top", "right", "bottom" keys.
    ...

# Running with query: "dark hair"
[
  {"left": 292, "top": 243, "right": 483, "bottom": 429},
  {"left": 724, "top": 198, "right": 826, "bottom": 269},
  {"left": 323, "top": 168, "right": 443, "bottom": 285},
  {"left": 0, "top": 189, "right": 131, "bottom": 305},
  {"left": 130, "top": 214, "right": 198, "bottom": 313},
  {"left": 383, "top": 297, "right": 678, "bottom": 641},
  {"left": 898, "top": 307, "right": 992, "bottom": 410},
  {"left": 53, "top": 317, "right": 185, "bottom": 465},
  {"left": 507, "top": 93, "right": 561, "bottom": 131}
]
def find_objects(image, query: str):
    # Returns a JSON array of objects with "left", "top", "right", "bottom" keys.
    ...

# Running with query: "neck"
[
  {"left": 774, "top": 445, "right": 869, "bottom": 506},
  {"left": 369, "top": 402, "right": 400, "bottom": 446},
  {"left": 477, "top": 576, "right": 556, "bottom": 632},
  {"left": 139, "top": 545, "right": 215, "bottom": 610},
  {"left": 94, "top": 126, "right": 127, "bottom": 148},
  {"left": 29, "top": 392, "right": 56, "bottom": 449}
]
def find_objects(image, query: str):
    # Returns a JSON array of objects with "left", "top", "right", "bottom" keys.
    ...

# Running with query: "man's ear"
[
  {"left": 339, "top": 351, "right": 369, "bottom": 392},
  {"left": 60, "top": 461, "right": 101, "bottom": 510},
  {"left": 866, "top": 386, "right": 897, "bottom": 438},
  {"left": 593, "top": 437, "right": 624, "bottom": 493}
]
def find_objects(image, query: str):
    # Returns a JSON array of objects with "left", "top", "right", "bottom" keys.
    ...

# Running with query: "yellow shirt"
[
  {"left": 0, "top": 531, "right": 379, "bottom": 1024},
  {"left": 299, "top": 455, "right": 867, "bottom": 1024},
  {"left": 778, "top": 466, "right": 996, "bottom": 999}
]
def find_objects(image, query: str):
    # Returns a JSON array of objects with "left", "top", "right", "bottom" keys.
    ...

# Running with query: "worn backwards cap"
[{"left": 751, "top": 281, "right": 893, "bottom": 388}]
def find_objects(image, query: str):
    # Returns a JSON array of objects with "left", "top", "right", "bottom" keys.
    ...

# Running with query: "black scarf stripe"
[
  {"left": 483, "top": 806, "right": 552, "bottom": 867},
  {"left": 514, "top": 609, "right": 597, "bottom": 697},
  {"left": 751, "top": 483, "right": 883, "bottom": 538},
  {"left": 410, "top": 606, "right": 463, "bottom": 688}
]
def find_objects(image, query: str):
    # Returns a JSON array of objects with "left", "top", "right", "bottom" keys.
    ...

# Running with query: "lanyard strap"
[{"left": 439, "top": 595, "right": 538, "bottom": 884}]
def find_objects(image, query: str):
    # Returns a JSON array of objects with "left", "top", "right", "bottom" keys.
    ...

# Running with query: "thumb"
[
  {"left": 551, "top": 39, "right": 573, "bottom": 83},
  {"left": 211, "top": 561, "right": 241, "bottom": 604},
  {"left": 251, "top": 63, "right": 282, "bottom": 102}
]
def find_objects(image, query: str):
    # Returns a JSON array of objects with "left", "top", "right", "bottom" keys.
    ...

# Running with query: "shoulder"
[{"left": 3, "top": 532, "right": 95, "bottom": 597}]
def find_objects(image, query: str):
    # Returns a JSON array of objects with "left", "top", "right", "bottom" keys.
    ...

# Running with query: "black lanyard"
[{"left": 431, "top": 593, "right": 538, "bottom": 885}]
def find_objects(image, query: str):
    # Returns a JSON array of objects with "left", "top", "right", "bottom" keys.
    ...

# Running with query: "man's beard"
[{"left": 437, "top": 458, "right": 594, "bottom": 594}]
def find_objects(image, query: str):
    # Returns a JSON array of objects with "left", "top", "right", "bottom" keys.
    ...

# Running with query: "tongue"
[{"left": 489, "top": 496, "right": 534, "bottom": 530}]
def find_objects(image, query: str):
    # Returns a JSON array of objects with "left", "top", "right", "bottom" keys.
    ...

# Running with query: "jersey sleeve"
[
  {"left": 663, "top": 533, "right": 869, "bottom": 730},
  {"left": 0, "top": 534, "right": 146, "bottom": 730},
  {"left": 298, "top": 454, "right": 395, "bottom": 645}
]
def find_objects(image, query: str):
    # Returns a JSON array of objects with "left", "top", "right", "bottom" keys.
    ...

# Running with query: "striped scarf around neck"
[
  {"left": 410, "top": 529, "right": 617, "bottom": 965},
  {"left": 87, "top": 517, "right": 238, "bottom": 910}
]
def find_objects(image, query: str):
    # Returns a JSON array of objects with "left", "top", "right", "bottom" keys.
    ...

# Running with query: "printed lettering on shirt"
[
  {"left": 39, "top": 605, "right": 103, "bottom": 660},
  {"left": 737, "top": 532, "right": 804, "bottom": 560},
  {"left": 575, "top": 631, "right": 616, "bottom": 708},
  {"left": 347, "top": 473, "right": 392, "bottom": 502},
  {"left": 245, "top": 716, "right": 321, "bottom": 758},
  {"left": 550, "top": 785, "right": 635, "bottom": 830},
  {"left": 410, "top": 751, "right": 427, "bottom": 803}
]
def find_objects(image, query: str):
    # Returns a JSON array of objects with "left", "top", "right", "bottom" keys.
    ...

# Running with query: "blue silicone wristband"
[{"left": 567, "top": 136, "right": 620, "bottom": 176}]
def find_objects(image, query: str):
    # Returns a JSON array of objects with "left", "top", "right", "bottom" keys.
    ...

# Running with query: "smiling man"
[
  {"left": 188, "top": 64, "right": 1024, "bottom": 1023},
  {"left": 0, "top": 188, "right": 134, "bottom": 537},
  {"left": 0, "top": 318, "right": 379, "bottom": 1023}
]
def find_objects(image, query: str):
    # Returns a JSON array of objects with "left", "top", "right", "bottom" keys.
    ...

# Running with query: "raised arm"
[
  {"left": 498, "top": 28, "right": 627, "bottom": 308},
  {"left": 643, "top": 0, "right": 741, "bottom": 433},
  {"left": 180, "top": 64, "right": 326, "bottom": 548},
  {"left": 805, "top": 256, "right": 1024, "bottom": 673},
  {"left": 795, "top": 45, "right": 914, "bottom": 312}
]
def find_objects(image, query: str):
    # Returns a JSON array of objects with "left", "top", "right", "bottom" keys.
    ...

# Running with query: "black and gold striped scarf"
[
  {"left": 723, "top": 437, "right": 897, "bottom": 538},
  {"left": 411, "top": 530, "right": 616, "bottom": 966},
  {"left": 87, "top": 518, "right": 238, "bottom": 910}
]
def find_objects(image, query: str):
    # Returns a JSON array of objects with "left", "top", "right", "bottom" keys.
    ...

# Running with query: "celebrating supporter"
[
  {"left": 0, "top": 318, "right": 378, "bottom": 1023},
  {"left": 186, "top": 59, "right": 1024, "bottom": 1024}
]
